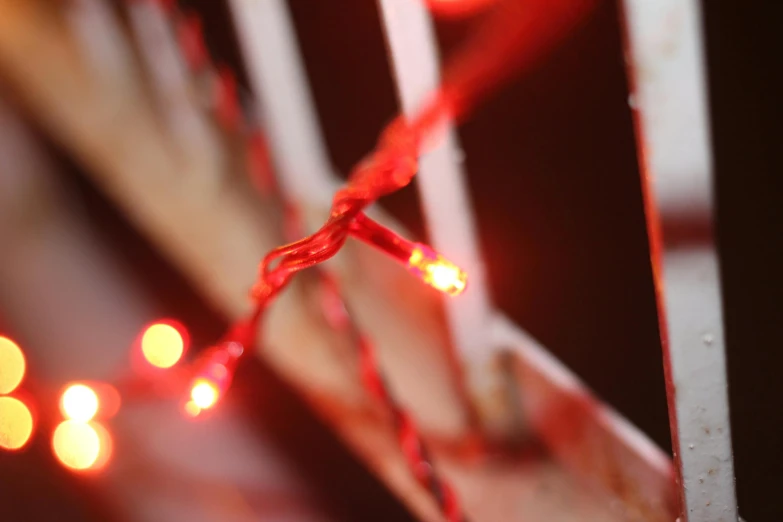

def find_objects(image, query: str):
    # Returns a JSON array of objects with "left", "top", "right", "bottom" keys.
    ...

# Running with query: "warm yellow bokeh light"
[
  {"left": 0, "top": 336, "right": 26, "bottom": 395},
  {"left": 60, "top": 384, "right": 100, "bottom": 422},
  {"left": 190, "top": 379, "right": 219, "bottom": 410},
  {"left": 427, "top": 263, "right": 467, "bottom": 295},
  {"left": 52, "top": 420, "right": 110, "bottom": 471},
  {"left": 141, "top": 323, "right": 185, "bottom": 369},
  {"left": 408, "top": 247, "right": 468, "bottom": 296},
  {"left": 0, "top": 396, "right": 34, "bottom": 451},
  {"left": 183, "top": 400, "right": 201, "bottom": 417}
]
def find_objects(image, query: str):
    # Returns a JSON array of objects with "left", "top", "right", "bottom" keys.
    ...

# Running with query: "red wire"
[{"left": 116, "top": 0, "right": 599, "bottom": 517}]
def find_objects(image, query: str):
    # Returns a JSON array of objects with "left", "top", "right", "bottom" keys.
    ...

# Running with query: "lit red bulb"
[
  {"left": 348, "top": 213, "right": 468, "bottom": 296},
  {"left": 52, "top": 420, "right": 113, "bottom": 472},
  {"left": 0, "top": 396, "right": 34, "bottom": 451},
  {"left": 0, "top": 336, "right": 34, "bottom": 452},
  {"left": 139, "top": 320, "right": 188, "bottom": 369},
  {"left": 407, "top": 244, "right": 467, "bottom": 296},
  {"left": 0, "top": 335, "right": 26, "bottom": 395},
  {"left": 184, "top": 341, "right": 244, "bottom": 417},
  {"left": 187, "top": 378, "right": 220, "bottom": 414},
  {"left": 60, "top": 384, "right": 100, "bottom": 422},
  {"left": 53, "top": 382, "right": 117, "bottom": 473}
]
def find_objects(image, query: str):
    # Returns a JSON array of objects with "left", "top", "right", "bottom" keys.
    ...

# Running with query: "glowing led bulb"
[
  {"left": 0, "top": 396, "right": 34, "bottom": 451},
  {"left": 60, "top": 384, "right": 100, "bottom": 422},
  {"left": 0, "top": 336, "right": 26, "bottom": 395},
  {"left": 347, "top": 213, "right": 469, "bottom": 295},
  {"left": 141, "top": 321, "right": 186, "bottom": 369},
  {"left": 184, "top": 342, "right": 244, "bottom": 417},
  {"left": 190, "top": 378, "right": 220, "bottom": 410},
  {"left": 52, "top": 420, "right": 112, "bottom": 472},
  {"left": 408, "top": 245, "right": 468, "bottom": 296}
]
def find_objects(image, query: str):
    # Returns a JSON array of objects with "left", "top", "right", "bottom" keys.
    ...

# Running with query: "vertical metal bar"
[
  {"left": 621, "top": 1, "right": 738, "bottom": 520},
  {"left": 226, "top": 0, "right": 335, "bottom": 205},
  {"left": 64, "top": 0, "right": 136, "bottom": 82},
  {"left": 126, "top": 0, "right": 219, "bottom": 163},
  {"left": 376, "top": 0, "right": 502, "bottom": 436}
]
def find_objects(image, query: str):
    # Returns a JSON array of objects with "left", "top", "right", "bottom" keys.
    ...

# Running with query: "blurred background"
[{"left": 1, "top": 0, "right": 781, "bottom": 520}]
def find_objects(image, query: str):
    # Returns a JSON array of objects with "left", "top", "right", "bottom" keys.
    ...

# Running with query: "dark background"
[{"left": 2, "top": 0, "right": 781, "bottom": 520}]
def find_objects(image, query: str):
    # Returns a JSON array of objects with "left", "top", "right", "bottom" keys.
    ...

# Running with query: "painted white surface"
[
  {"left": 376, "top": 0, "right": 497, "bottom": 430},
  {"left": 228, "top": 0, "right": 335, "bottom": 206},
  {"left": 623, "top": 1, "right": 738, "bottom": 519}
]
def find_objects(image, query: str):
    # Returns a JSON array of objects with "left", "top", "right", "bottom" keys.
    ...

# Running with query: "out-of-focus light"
[
  {"left": 60, "top": 384, "right": 99, "bottom": 422},
  {"left": 0, "top": 336, "right": 26, "bottom": 395},
  {"left": 140, "top": 321, "right": 187, "bottom": 369},
  {"left": 183, "top": 400, "right": 201, "bottom": 417},
  {"left": 425, "top": 0, "right": 496, "bottom": 17},
  {"left": 190, "top": 378, "right": 219, "bottom": 410},
  {"left": 408, "top": 245, "right": 468, "bottom": 296},
  {"left": 0, "top": 396, "right": 34, "bottom": 451},
  {"left": 52, "top": 420, "right": 112, "bottom": 472}
]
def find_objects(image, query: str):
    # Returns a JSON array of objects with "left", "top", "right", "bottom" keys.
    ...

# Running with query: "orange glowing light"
[
  {"left": 190, "top": 379, "right": 219, "bottom": 410},
  {"left": 52, "top": 420, "right": 112, "bottom": 472},
  {"left": 426, "top": 0, "right": 496, "bottom": 17},
  {"left": 140, "top": 321, "right": 186, "bottom": 369},
  {"left": 0, "top": 336, "right": 26, "bottom": 395},
  {"left": 408, "top": 246, "right": 467, "bottom": 296},
  {"left": 60, "top": 384, "right": 100, "bottom": 422},
  {"left": 0, "top": 396, "right": 34, "bottom": 451},
  {"left": 183, "top": 400, "right": 201, "bottom": 417}
]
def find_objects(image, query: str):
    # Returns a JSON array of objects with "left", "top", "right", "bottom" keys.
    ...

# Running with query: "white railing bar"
[
  {"left": 126, "top": 1, "right": 220, "bottom": 168},
  {"left": 376, "top": 0, "right": 499, "bottom": 433},
  {"left": 227, "top": 0, "right": 335, "bottom": 206},
  {"left": 64, "top": 0, "right": 137, "bottom": 90},
  {"left": 622, "top": 1, "right": 739, "bottom": 520}
]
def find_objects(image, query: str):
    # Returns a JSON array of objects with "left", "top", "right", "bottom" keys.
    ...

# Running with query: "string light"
[
  {"left": 0, "top": 336, "right": 26, "bottom": 395},
  {"left": 52, "top": 420, "right": 113, "bottom": 472},
  {"left": 0, "top": 396, "right": 34, "bottom": 451},
  {"left": 0, "top": 0, "right": 585, "bottom": 517},
  {"left": 347, "top": 213, "right": 468, "bottom": 296},
  {"left": 190, "top": 379, "right": 219, "bottom": 410},
  {"left": 408, "top": 245, "right": 467, "bottom": 296},
  {"left": 185, "top": 340, "right": 245, "bottom": 416},
  {"left": 140, "top": 320, "right": 188, "bottom": 369},
  {"left": 60, "top": 384, "right": 100, "bottom": 423}
]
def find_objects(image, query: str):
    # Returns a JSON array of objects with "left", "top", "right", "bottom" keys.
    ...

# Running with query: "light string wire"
[
  {"left": 131, "top": 1, "right": 597, "bottom": 519},
  {"left": 2, "top": 0, "right": 596, "bottom": 514},
  {"left": 148, "top": 4, "right": 473, "bottom": 514}
]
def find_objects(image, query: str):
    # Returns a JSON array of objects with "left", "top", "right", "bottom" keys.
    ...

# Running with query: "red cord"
[
  {"left": 117, "top": 0, "right": 599, "bottom": 516},
  {"left": 323, "top": 276, "right": 466, "bottom": 522}
]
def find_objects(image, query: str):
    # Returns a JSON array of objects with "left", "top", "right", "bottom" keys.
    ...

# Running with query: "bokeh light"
[
  {"left": 190, "top": 379, "right": 219, "bottom": 410},
  {"left": 52, "top": 420, "right": 112, "bottom": 472},
  {"left": 0, "top": 396, "right": 34, "bottom": 451},
  {"left": 183, "top": 400, "right": 201, "bottom": 417},
  {"left": 425, "top": 0, "right": 496, "bottom": 17},
  {"left": 60, "top": 384, "right": 99, "bottom": 422},
  {"left": 0, "top": 336, "right": 26, "bottom": 395},
  {"left": 140, "top": 321, "right": 187, "bottom": 369},
  {"left": 408, "top": 246, "right": 467, "bottom": 296}
]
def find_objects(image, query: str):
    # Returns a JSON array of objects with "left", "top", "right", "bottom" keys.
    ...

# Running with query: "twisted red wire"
[
  {"left": 117, "top": 0, "right": 598, "bottom": 518},
  {"left": 314, "top": 275, "right": 465, "bottom": 521}
]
